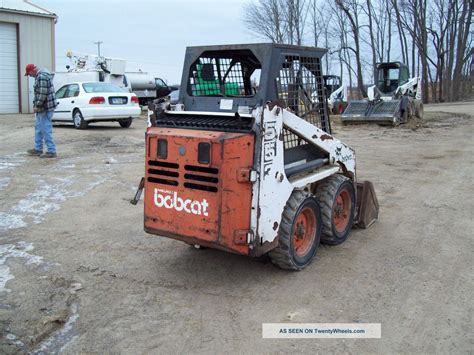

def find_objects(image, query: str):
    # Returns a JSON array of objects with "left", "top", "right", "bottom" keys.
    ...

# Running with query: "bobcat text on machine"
[
  {"left": 342, "top": 62, "right": 423, "bottom": 125},
  {"left": 142, "top": 44, "right": 378, "bottom": 270}
]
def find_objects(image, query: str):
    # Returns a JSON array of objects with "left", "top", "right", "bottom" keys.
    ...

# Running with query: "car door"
[
  {"left": 54, "top": 85, "right": 69, "bottom": 120},
  {"left": 58, "top": 84, "right": 80, "bottom": 121}
]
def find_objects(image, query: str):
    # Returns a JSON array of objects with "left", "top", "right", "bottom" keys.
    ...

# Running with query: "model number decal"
[
  {"left": 154, "top": 188, "right": 209, "bottom": 216},
  {"left": 263, "top": 121, "right": 277, "bottom": 179},
  {"left": 335, "top": 146, "right": 352, "bottom": 163}
]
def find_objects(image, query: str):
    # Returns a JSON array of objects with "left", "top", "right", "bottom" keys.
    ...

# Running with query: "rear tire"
[
  {"left": 73, "top": 109, "right": 88, "bottom": 129},
  {"left": 269, "top": 190, "right": 322, "bottom": 271},
  {"left": 315, "top": 175, "right": 355, "bottom": 245},
  {"left": 119, "top": 118, "right": 133, "bottom": 128}
]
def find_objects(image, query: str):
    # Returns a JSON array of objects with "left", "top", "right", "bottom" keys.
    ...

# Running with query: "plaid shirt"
[{"left": 34, "top": 69, "right": 57, "bottom": 112}]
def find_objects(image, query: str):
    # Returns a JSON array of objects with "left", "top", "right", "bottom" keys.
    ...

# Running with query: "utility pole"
[{"left": 94, "top": 41, "right": 103, "bottom": 57}]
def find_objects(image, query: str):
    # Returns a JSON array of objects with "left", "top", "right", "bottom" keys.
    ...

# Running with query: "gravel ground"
[{"left": 0, "top": 103, "right": 472, "bottom": 353}]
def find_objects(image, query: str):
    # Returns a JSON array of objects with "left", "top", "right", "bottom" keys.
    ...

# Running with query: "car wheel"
[
  {"left": 73, "top": 109, "right": 88, "bottom": 129},
  {"left": 269, "top": 190, "right": 322, "bottom": 271},
  {"left": 119, "top": 118, "right": 133, "bottom": 128}
]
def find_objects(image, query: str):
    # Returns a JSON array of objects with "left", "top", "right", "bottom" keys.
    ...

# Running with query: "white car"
[{"left": 53, "top": 82, "right": 141, "bottom": 129}]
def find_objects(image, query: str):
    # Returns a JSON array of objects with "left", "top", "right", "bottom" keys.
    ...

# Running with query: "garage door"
[{"left": 0, "top": 22, "right": 19, "bottom": 114}]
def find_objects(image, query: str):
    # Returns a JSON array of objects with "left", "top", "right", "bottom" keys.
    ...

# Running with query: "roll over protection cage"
[{"left": 178, "top": 43, "right": 332, "bottom": 134}]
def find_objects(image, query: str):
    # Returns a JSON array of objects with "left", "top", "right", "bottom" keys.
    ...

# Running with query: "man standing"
[{"left": 25, "top": 64, "right": 58, "bottom": 158}]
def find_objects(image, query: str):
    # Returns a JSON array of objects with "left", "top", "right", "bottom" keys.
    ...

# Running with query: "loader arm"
[{"left": 255, "top": 104, "right": 356, "bottom": 245}]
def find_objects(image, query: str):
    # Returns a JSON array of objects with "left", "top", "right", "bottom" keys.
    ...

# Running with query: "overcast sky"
[{"left": 34, "top": 0, "right": 258, "bottom": 84}]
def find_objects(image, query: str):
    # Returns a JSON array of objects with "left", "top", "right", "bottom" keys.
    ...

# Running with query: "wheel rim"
[
  {"left": 333, "top": 188, "right": 351, "bottom": 233},
  {"left": 292, "top": 206, "right": 317, "bottom": 257},
  {"left": 74, "top": 113, "right": 81, "bottom": 127}
]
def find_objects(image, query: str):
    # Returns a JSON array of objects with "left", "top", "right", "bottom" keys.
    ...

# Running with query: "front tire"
[
  {"left": 269, "top": 190, "right": 322, "bottom": 271},
  {"left": 119, "top": 118, "right": 133, "bottom": 128},
  {"left": 415, "top": 102, "right": 423, "bottom": 119},
  {"left": 73, "top": 109, "right": 88, "bottom": 129},
  {"left": 315, "top": 175, "right": 355, "bottom": 245}
]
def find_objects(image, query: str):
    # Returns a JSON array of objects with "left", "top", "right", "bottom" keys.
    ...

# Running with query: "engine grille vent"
[
  {"left": 147, "top": 160, "right": 179, "bottom": 186},
  {"left": 184, "top": 165, "right": 219, "bottom": 193}
]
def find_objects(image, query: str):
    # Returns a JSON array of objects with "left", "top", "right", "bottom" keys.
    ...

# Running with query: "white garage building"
[{"left": 0, "top": 0, "right": 56, "bottom": 114}]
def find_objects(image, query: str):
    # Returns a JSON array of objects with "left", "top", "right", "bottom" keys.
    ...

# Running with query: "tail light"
[
  {"left": 89, "top": 96, "right": 105, "bottom": 104},
  {"left": 131, "top": 96, "right": 139, "bottom": 104}
]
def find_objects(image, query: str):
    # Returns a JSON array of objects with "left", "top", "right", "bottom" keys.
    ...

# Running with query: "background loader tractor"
[
  {"left": 342, "top": 62, "right": 423, "bottom": 125},
  {"left": 144, "top": 44, "right": 378, "bottom": 270},
  {"left": 323, "top": 75, "right": 347, "bottom": 114}
]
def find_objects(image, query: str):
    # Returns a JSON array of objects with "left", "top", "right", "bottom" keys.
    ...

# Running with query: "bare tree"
[
  {"left": 309, "top": 0, "right": 333, "bottom": 72},
  {"left": 242, "top": 0, "right": 473, "bottom": 102},
  {"left": 243, "top": 0, "right": 286, "bottom": 43},
  {"left": 451, "top": 0, "right": 473, "bottom": 101},
  {"left": 335, "top": 0, "right": 366, "bottom": 98}
]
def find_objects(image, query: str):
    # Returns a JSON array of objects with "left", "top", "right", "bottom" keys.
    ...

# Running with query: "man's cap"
[{"left": 24, "top": 64, "right": 37, "bottom": 76}]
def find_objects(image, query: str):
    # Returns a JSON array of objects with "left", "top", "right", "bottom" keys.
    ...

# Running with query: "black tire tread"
[
  {"left": 73, "top": 109, "right": 88, "bottom": 130},
  {"left": 269, "top": 190, "right": 316, "bottom": 271},
  {"left": 315, "top": 174, "right": 353, "bottom": 245},
  {"left": 119, "top": 118, "right": 133, "bottom": 128}
]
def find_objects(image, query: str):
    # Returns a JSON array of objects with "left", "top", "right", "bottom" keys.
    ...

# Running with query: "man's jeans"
[{"left": 35, "top": 110, "right": 56, "bottom": 153}]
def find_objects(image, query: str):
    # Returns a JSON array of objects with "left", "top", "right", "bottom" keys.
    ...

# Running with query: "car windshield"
[{"left": 82, "top": 82, "right": 126, "bottom": 93}]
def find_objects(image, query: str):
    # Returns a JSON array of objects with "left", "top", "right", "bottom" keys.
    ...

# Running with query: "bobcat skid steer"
[
  {"left": 342, "top": 62, "right": 423, "bottom": 125},
  {"left": 144, "top": 44, "right": 378, "bottom": 270},
  {"left": 324, "top": 75, "right": 347, "bottom": 114}
]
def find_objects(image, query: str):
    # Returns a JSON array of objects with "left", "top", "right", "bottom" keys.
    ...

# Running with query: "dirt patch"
[{"left": 0, "top": 107, "right": 472, "bottom": 353}]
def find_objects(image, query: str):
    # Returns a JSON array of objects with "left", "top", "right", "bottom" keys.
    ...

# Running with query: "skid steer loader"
[
  {"left": 342, "top": 62, "right": 423, "bottom": 125},
  {"left": 324, "top": 75, "right": 347, "bottom": 114},
  {"left": 143, "top": 44, "right": 378, "bottom": 270}
]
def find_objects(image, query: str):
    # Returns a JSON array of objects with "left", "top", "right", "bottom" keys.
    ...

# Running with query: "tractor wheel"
[
  {"left": 269, "top": 190, "right": 322, "bottom": 271},
  {"left": 403, "top": 104, "right": 413, "bottom": 124},
  {"left": 415, "top": 102, "right": 424, "bottom": 119},
  {"left": 396, "top": 106, "right": 409, "bottom": 125},
  {"left": 315, "top": 174, "right": 355, "bottom": 245},
  {"left": 332, "top": 101, "right": 345, "bottom": 115}
]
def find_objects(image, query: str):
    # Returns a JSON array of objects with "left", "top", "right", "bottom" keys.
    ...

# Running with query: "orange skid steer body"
[
  {"left": 141, "top": 43, "right": 378, "bottom": 270},
  {"left": 144, "top": 129, "right": 255, "bottom": 255}
]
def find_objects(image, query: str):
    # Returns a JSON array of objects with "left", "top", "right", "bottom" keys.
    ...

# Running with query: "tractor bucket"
[
  {"left": 354, "top": 181, "right": 379, "bottom": 228},
  {"left": 342, "top": 99, "right": 401, "bottom": 125}
]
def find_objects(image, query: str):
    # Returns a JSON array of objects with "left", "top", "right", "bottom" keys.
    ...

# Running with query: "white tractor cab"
[{"left": 342, "top": 62, "right": 423, "bottom": 125}]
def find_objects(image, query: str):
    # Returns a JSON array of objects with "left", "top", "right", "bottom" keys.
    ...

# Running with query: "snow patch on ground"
[
  {"left": 0, "top": 241, "right": 44, "bottom": 293},
  {"left": 0, "top": 153, "right": 26, "bottom": 172},
  {"left": 0, "top": 172, "right": 110, "bottom": 233},
  {"left": 0, "top": 177, "right": 10, "bottom": 190},
  {"left": 5, "top": 332, "right": 25, "bottom": 347},
  {"left": 0, "top": 213, "right": 27, "bottom": 231},
  {"left": 0, "top": 153, "right": 26, "bottom": 191},
  {"left": 33, "top": 303, "right": 80, "bottom": 354}
]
